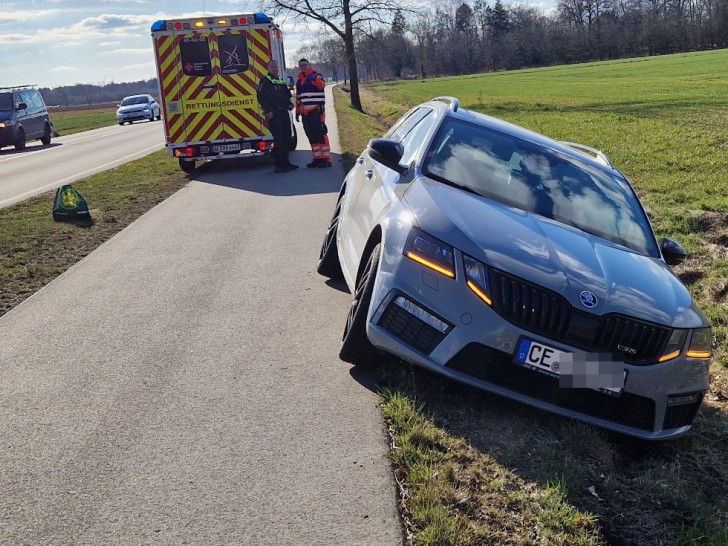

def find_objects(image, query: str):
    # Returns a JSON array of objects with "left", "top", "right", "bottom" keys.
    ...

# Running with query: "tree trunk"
[{"left": 342, "top": 8, "right": 362, "bottom": 112}]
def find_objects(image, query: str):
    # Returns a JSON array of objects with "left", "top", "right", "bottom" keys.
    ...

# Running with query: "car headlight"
[
  {"left": 659, "top": 326, "right": 712, "bottom": 362},
  {"left": 686, "top": 327, "right": 712, "bottom": 359},
  {"left": 403, "top": 228, "right": 455, "bottom": 278},
  {"left": 464, "top": 254, "right": 492, "bottom": 305}
]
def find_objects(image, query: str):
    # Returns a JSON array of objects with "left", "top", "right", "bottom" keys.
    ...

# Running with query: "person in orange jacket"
[{"left": 295, "top": 58, "right": 332, "bottom": 168}]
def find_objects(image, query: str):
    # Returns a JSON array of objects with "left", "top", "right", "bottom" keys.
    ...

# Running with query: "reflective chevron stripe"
[{"left": 155, "top": 26, "right": 274, "bottom": 147}]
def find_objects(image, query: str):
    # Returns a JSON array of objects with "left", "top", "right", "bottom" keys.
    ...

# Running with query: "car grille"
[
  {"left": 446, "top": 343, "right": 656, "bottom": 431},
  {"left": 488, "top": 268, "right": 672, "bottom": 365}
]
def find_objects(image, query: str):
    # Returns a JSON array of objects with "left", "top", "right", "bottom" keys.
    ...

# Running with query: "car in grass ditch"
[
  {"left": 116, "top": 94, "right": 161, "bottom": 125},
  {"left": 316, "top": 96, "right": 712, "bottom": 440}
]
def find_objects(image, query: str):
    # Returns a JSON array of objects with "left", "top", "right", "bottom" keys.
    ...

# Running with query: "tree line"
[
  {"left": 39, "top": 79, "right": 159, "bottom": 108},
  {"left": 298, "top": 0, "right": 728, "bottom": 84},
  {"left": 38, "top": 0, "right": 727, "bottom": 107}
]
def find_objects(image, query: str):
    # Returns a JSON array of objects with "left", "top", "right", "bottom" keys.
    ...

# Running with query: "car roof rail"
[
  {"left": 432, "top": 96, "right": 459, "bottom": 112},
  {"left": 0, "top": 84, "right": 37, "bottom": 90},
  {"left": 560, "top": 141, "right": 614, "bottom": 168}
]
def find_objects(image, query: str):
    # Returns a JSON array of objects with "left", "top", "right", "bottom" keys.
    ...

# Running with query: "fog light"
[
  {"left": 667, "top": 392, "right": 702, "bottom": 405},
  {"left": 394, "top": 296, "right": 451, "bottom": 334}
]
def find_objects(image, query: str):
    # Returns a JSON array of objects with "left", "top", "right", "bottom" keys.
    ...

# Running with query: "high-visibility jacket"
[{"left": 296, "top": 67, "right": 325, "bottom": 115}]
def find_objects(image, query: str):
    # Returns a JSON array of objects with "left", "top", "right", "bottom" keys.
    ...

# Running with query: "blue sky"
[
  {"left": 1, "top": 0, "right": 297, "bottom": 88},
  {"left": 2, "top": 0, "right": 555, "bottom": 89}
]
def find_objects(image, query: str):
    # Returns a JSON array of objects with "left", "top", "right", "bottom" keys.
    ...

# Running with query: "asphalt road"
[
  {"left": 0, "top": 120, "right": 164, "bottom": 209},
  {"left": 0, "top": 88, "right": 403, "bottom": 544}
]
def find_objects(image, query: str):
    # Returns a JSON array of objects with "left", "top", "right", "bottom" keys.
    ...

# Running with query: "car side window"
[
  {"left": 386, "top": 107, "right": 431, "bottom": 143},
  {"left": 399, "top": 110, "right": 436, "bottom": 166}
]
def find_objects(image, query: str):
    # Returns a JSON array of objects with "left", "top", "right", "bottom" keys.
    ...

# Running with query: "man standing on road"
[
  {"left": 295, "top": 58, "right": 332, "bottom": 168},
  {"left": 257, "top": 60, "right": 298, "bottom": 173}
]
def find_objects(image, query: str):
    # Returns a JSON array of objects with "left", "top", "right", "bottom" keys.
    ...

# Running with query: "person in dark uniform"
[{"left": 257, "top": 60, "right": 298, "bottom": 173}]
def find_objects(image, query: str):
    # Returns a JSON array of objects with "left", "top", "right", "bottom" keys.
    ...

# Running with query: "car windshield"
[
  {"left": 120, "top": 96, "right": 149, "bottom": 106},
  {"left": 0, "top": 93, "right": 13, "bottom": 110},
  {"left": 423, "top": 118, "right": 658, "bottom": 256}
]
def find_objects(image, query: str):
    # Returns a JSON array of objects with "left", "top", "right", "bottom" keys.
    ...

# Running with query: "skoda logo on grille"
[{"left": 579, "top": 291, "right": 598, "bottom": 309}]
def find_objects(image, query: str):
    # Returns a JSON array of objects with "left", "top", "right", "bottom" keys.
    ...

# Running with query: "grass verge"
[{"left": 0, "top": 150, "right": 189, "bottom": 316}]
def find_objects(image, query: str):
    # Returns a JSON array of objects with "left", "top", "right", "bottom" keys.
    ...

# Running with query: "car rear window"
[{"left": 423, "top": 118, "right": 658, "bottom": 256}]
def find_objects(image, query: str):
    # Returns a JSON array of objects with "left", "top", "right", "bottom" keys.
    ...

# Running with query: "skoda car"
[
  {"left": 317, "top": 96, "right": 712, "bottom": 440},
  {"left": 116, "top": 94, "right": 161, "bottom": 125}
]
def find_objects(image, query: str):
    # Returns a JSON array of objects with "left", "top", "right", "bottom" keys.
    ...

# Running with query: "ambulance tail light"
[
  {"left": 174, "top": 147, "right": 199, "bottom": 158},
  {"left": 257, "top": 141, "right": 268, "bottom": 151}
]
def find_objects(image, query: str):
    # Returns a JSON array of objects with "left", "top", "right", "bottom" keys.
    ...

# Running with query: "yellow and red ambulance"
[{"left": 150, "top": 13, "right": 294, "bottom": 172}]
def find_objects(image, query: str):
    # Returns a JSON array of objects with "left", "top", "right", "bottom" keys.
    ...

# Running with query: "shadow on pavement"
[{"left": 192, "top": 150, "right": 345, "bottom": 197}]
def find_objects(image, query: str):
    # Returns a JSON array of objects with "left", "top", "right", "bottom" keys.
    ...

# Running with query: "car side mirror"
[
  {"left": 367, "top": 138, "right": 407, "bottom": 175},
  {"left": 661, "top": 237, "right": 687, "bottom": 266},
  {"left": 17, "top": 102, "right": 27, "bottom": 110}
]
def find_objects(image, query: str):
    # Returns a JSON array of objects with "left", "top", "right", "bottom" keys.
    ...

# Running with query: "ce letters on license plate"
[{"left": 515, "top": 338, "right": 565, "bottom": 377}]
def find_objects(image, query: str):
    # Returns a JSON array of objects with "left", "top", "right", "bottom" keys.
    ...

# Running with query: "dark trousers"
[
  {"left": 270, "top": 110, "right": 292, "bottom": 167},
  {"left": 302, "top": 109, "right": 326, "bottom": 144}
]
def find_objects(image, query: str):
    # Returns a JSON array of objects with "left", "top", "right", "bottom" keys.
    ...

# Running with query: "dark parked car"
[
  {"left": 116, "top": 94, "right": 161, "bottom": 125},
  {"left": 0, "top": 85, "right": 54, "bottom": 150},
  {"left": 317, "top": 96, "right": 712, "bottom": 440}
]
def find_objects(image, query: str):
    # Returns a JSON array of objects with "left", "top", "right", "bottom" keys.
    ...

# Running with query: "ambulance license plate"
[{"left": 212, "top": 143, "right": 241, "bottom": 152}]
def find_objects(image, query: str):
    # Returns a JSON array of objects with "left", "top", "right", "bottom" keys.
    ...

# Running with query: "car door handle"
[
  {"left": 202, "top": 83, "right": 216, "bottom": 90},
  {"left": 357, "top": 158, "right": 364, "bottom": 164},
  {"left": 365, "top": 170, "right": 373, "bottom": 179}
]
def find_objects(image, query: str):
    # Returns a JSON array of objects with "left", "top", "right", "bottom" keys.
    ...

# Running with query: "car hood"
[
  {"left": 404, "top": 179, "right": 705, "bottom": 327},
  {"left": 117, "top": 104, "right": 150, "bottom": 113}
]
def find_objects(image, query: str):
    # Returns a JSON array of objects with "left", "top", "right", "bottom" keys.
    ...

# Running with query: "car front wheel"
[
  {"left": 14, "top": 128, "right": 25, "bottom": 151},
  {"left": 316, "top": 194, "right": 344, "bottom": 279},
  {"left": 339, "top": 243, "right": 380, "bottom": 366}
]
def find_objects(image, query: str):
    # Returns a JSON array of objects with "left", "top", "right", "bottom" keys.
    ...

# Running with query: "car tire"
[
  {"left": 339, "top": 243, "right": 381, "bottom": 366},
  {"left": 179, "top": 158, "right": 196, "bottom": 173},
  {"left": 156, "top": 112, "right": 162, "bottom": 121},
  {"left": 14, "top": 128, "right": 25, "bottom": 151},
  {"left": 40, "top": 124, "right": 51, "bottom": 145},
  {"left": 316, "top": 194, "right": 344, "bottom": 279},
  {"left": 149, "top": 112, "right": 155, "bottom": 122}
]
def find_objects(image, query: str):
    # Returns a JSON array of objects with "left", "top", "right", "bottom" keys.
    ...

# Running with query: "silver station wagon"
[{"left": 317, "top": 96, "right": 712, "bottom": 440}]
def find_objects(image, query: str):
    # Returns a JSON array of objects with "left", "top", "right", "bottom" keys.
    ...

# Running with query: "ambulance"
[{"left": 150, "top": 13, "right": 295, "bottom": 173}]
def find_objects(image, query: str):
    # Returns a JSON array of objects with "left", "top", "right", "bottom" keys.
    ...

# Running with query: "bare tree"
[{"left": 261, "top": 0, "right": 414, "bottom": 111}]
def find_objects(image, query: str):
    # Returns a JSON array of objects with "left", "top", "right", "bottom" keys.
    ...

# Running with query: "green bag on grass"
[{"left": 53, "top": 184, "right": 91, "bottom": 223}]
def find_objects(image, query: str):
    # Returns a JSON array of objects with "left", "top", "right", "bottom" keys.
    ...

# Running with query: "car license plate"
[
  {"left": 212, "top": 143, "right": 241, "bottom": 152},
  {"left": 514, "top": 337, "right": 625, "bottom": 394},
  {"left": 514, "top": 338, "right": 566, "bottom": 377}
]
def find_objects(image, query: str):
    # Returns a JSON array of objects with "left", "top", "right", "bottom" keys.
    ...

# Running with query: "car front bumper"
[{"left": 364, "top": 233, "right": 710, "bottom": 440}]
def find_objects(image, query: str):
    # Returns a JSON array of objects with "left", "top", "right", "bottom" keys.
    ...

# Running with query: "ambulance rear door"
[{"left": 160, "top": 23, "right": 271, "bottom": 151}]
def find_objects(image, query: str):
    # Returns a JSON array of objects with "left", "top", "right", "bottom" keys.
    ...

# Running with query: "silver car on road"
[
  {"left": 116, "top": 94, "right": 161, "bottom": 125},
  {"left": 317, "top": 96, "right": 712, "bottom": 440}
]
